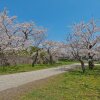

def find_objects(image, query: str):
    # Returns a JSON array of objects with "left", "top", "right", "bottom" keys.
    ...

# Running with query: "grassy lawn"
[
  {"left": 0, "top": 60, "right": 76, "bottom": 75},
  {"left": 20, "top": 66, "right": 100, "bottom": 100}
]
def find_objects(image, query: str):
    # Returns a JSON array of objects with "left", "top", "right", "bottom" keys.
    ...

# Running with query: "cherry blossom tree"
[
  {"left": 13, "top": 23, "right": 46, "bottom": 67},
  {"left": 18, "top": 22, "right": 47, "bottom": 67},
  {"left": 31, "top": 28, "right": 46, "bottom": 67},
  {"left": 0, "top": 9, "right": 23, "bottom": 66},
  {"left": 67, "top": 33, "right": 86, "bottom": 73},
  {"left": 67, "top": 19, "right": 100, "bottom": 71},
  {"left": 72, "top": 19, "right": 100, "bottom": 69},
  {"left": 0, "top": 9, "right": 47, "bottom": 67},
  {"left": 43, "top": 41, "right": 64, "bottom": 64}
]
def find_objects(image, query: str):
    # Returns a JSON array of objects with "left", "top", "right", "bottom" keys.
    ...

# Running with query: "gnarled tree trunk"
[
  {"left": 47, "top": 48, "right": 53, "bottom": 64},
  {"left": 32, "top": 50, "right": 39, "bottom": 67},
  {"left": 79, "top": 59, "right": 85, "bottom": 73},
  {"left": 88, "top": 53, "right": 94, "bottom": 70}
]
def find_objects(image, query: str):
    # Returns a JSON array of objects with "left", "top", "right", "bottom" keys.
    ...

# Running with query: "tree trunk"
[
  {"left": 88, "top": 53, "right": 94, "bottom": 70},
  {"left": 32, "top": 50, "right": 39, "bottom": 67},
  {"left": 88, "top": 59, "right": 94, "bottom": 70},
  {"left": 79, "top": 60, "right": 85, "bottom": 73},
  {"left": 47, "top": 49, "right": 53, "bottom": 65},
  {"left": 50, "top": 55, "right": 53, "bottom": 64}
]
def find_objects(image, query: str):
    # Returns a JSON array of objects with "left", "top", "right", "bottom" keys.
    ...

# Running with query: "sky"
[{"left": 0, "top": 0, "right": 100, "bottom": 42}]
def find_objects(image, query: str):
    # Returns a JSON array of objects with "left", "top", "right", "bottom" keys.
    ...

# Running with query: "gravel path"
[{"left": 0, "top": 63, "right": 99, "bottom": 92}]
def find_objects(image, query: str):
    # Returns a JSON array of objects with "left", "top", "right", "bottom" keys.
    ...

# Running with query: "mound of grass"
[{"left": 20, "top": 66, "right": 100, "bottom": 100}]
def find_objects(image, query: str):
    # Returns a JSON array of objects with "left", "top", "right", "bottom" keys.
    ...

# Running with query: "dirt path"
[{"left": 0, "top": 63, "right": 80, "bottom": 92}]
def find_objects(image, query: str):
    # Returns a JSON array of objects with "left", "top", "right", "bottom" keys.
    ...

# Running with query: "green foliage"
[
  {"left": 59, "top": 58, "right": 78, "bottom": 62},
  {"left": 21, "top": 66, "right": 100, "bottom": 100},
  {"left": 40, "top": 51, "right": 47, "bottom": 58},
  {"left": 17, "top": 50, "right": 30, "bottom": 56},
  {"left": 29, "top": 46, "right": 39, "bottom": 55}
]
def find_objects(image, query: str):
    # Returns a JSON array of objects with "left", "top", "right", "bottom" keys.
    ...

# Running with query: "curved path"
[{"left": 0, "top": 63, "right": 99, "bottom": 92}]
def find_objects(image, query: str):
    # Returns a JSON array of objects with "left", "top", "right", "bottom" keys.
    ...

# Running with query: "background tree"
[{"left": 43, "top": 41, "right": 63, "bottom": 64}]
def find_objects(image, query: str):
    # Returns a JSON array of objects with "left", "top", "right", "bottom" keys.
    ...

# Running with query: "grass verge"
[
  {"left": 0, "top": 60, "right": 76, "bottom": 75},
  {"left": 20, "top": 66, "right": 100, "bottom": 100}
]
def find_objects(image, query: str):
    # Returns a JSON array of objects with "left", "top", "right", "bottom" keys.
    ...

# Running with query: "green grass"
[
  {"left": 0, "top": 60, "right": 76, "bottom": 75},
  {"left": 20, "top": 66, "right": 100, "bottom": 100}
]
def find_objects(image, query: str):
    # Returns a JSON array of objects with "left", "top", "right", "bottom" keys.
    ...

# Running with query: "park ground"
[{"left": 0, "top": 64, "right": 100, "bottom": 100}]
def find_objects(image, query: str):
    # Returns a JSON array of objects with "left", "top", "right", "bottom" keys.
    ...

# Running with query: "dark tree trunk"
[
  {"left": 88, "top": 59, "right": 94, "bottom": 70},
  {"left": 32, "top": 50, "right": 39, "bottom": 67},
  {"left": 88, "top": 53, "right": 94, "bottom": 70},
  {"left": 49, "top": 55, "right": 53, "bottom": 64},
  {"left": 47, "top": 49, "right": 53, "bottom": 65},
  {"left": 79, "top": 60, "right": 85, "bottom": 73}
]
